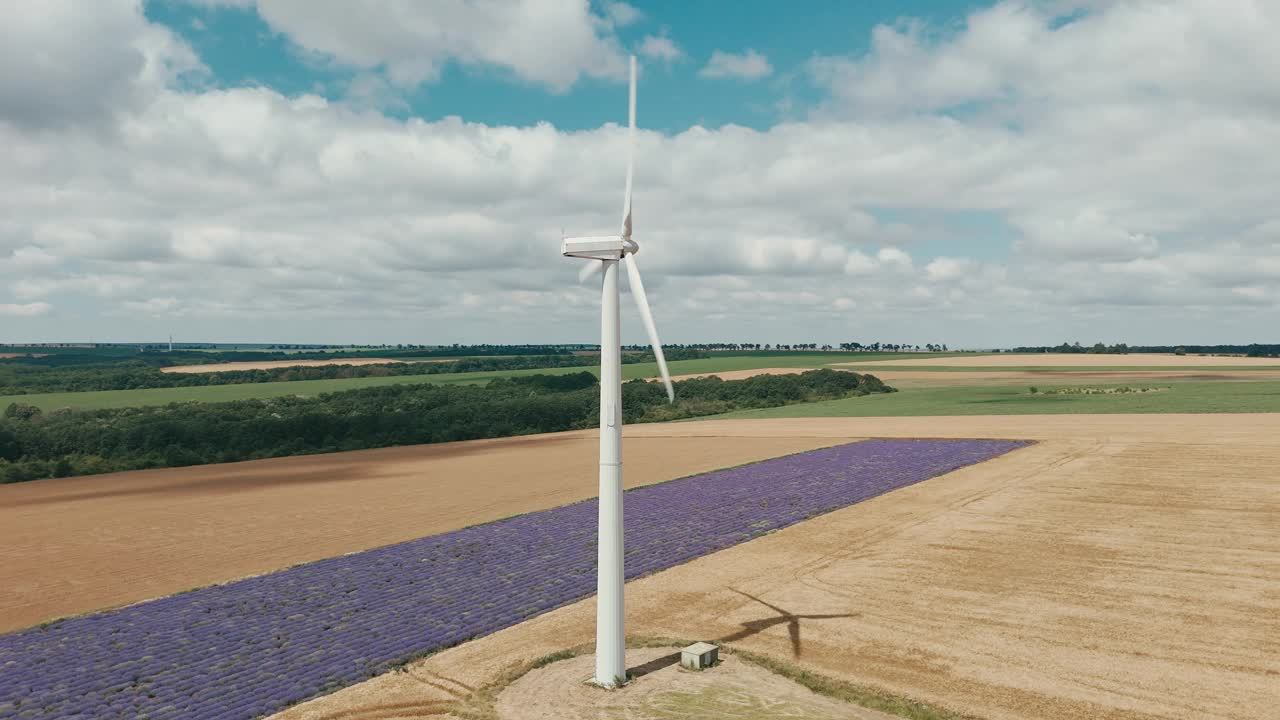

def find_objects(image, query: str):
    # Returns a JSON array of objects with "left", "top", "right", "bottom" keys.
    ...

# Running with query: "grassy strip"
[
  {"left": 711, "top": 380, "right": 1280, "bottom": 418},
  {"left": 1, "top": 353, "right": 932, "bottom": 411},
  {"left": 448, "top": 642, "right": 594, "bottom": 720},
  {"left": 834, "top": 364, "right": 1280, "bottom": 372},
  {"left": 444, "top": 636, "right": 973, "bottom": 720},
  {"left": 731, "top": 646, "right": 978, "bottom": 720},
  {"left": 0, "top": 365, "right": 595, "bottom": 411}
]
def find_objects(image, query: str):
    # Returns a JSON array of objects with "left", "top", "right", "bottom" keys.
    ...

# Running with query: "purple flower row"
[{"left": 0, "top": 438, "right": 1028, "bottom": 719}]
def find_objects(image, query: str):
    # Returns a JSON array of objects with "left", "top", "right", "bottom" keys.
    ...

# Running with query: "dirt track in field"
[
  {"left": 838, "top": 352, "right": 1280, "bottom": 367},
  {"left": 0, "top": 435, "right": 845, "bottom": 633},
  {"left": 273, "top": 414, "right": 1280, "bottom": 720},
  {"left": 159, "top": 357, "right": 453, "bottom": 373}
]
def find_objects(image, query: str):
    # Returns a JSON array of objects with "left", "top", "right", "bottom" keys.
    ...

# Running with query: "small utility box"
[{"left": 680, "top": 642, "right": 719, "bottom": 670}]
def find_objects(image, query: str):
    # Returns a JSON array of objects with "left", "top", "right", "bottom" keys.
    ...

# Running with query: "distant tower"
[{"left": 169, "top": 334, "right": 173, "bottom": 352}]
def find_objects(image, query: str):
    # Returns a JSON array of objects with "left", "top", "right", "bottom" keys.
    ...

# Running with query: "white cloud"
[
  {"left": 0, "top": 0, "right": 204, "bottom": 130},
  {"left": 843, "top": 251, "right": 878, "bottom": 276},
  {"left": 251, "top": 0, "right": 629, "bottom": 92},
  {"left": 877, "top": 247, "right": 913, "bottom": 269},
  {"left": 639, "top": 33, "right": 683, "bottom": 63},
  {"left": 603, "top": 1, "right": 641, "bottom": 27},
  {"left": 1, "top": 247, "right": 59, "bottom": 270},
  {"left": 1232, "top": 286, "right": 1269, "bottom": 302},
  {"left": 1012, "top": 209, "right": 1160, "bottom": 261},
  {"left": 925, "top": 257, "right": 977, "bottom": 282},
  {"left": 122, "top": 297, "right": 180, "bottom": 314},
  {"left": 699, "top": 49, "right": 773, "bottom": 80},
  {"left": 13, "top": 274, "right": 144, "bottom": 300},
  {"left": 1238, "top": 220, "right": 1280, "bottom": 245},
  {"left": 2, "top": 1, "right": 1279, "bottom": 346},
  {"left": 809, "top": 1, "right": 1280, "bottom": 118},
  {"left": 343, "top": 73, "right": 409, "bottom": 112},
  {"left": 0, "top": 302, "right": 52, "bottom": 317}
]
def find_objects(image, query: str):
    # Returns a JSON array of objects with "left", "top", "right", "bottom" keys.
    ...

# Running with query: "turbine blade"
[
  {"left": 621, "top": 55, "right": 635, "bottom": 240},
  {"left": 579, "top": 260, "right": 603, "bottom": 283},
  {"left": 623, "top": 255, "right": 673, "bottom": 403},
  {"left": 731, "top": 589, "right": 789, "bottom": 617}
]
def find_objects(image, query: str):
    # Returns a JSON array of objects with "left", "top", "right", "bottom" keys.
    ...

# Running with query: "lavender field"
[{"left": 0, "top": 439, "right": 1027, "bottom": 719}]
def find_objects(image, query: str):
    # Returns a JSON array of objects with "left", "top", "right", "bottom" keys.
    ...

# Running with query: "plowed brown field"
[
  {"left": 269, "top": 415, "right": 1280, "bottom": 720},
  {"left": 0, "top": 435, "right": 845, "bottom": 632}
]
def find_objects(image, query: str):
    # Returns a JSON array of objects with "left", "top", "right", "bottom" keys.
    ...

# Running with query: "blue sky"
[
  {"left": 1, "top": 1, "right": 1277, "bottom": 345},
  {"left": 142, "top": 0, "right": 1017, "bottom": 264},
  {"left": 147, "top": 0, "right": 984, "bottom": 131}
]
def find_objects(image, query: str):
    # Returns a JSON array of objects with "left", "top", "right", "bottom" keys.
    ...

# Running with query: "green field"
[
  {"left": 620, "top": 352, "right": 955, "bottom": 374},
  {"left": 710, "top": 381, "right": 1280, "bottom": 418},
  {"left": 837, "top": 364, "right": 1280, "bottom": 372},
  {"left": 13, "top": 349, "right": 1278, "bottom": 415},
  {"left": 0, "top": 367, "right": 576, "bottom": 411},
  {"left": 1, "top": 353, "right": 951, "bottom": 411}
]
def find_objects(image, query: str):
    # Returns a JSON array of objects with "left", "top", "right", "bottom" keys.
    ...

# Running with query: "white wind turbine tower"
[{"left": 561, "top": 55, "right": 675, "bottom": 688}]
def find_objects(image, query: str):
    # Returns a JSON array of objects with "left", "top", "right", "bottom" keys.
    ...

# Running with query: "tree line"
[
  {"left": 1006, "top": 342, "right": 1280, "bottom": 357},
  {"left": 0, "top": 349, "right": 710, "bottom": 396},
  {"left": 0, "top": 343, "right": 587, "bottom": 358},
  {"left": 0, "top": 369, "right": 892, "bottom": 484}
]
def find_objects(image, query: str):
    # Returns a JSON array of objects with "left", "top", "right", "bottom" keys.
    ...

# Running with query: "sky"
[{"left": 1, "top": 0, "right": 1278, "bottom": 348}]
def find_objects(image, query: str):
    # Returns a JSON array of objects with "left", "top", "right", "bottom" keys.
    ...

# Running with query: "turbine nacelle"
[
  {"left": 561, "top": 236, "right": 630, "bottom": 260},
  {"left": 561, "top": 236, "right": 639, "bottom": 260}
]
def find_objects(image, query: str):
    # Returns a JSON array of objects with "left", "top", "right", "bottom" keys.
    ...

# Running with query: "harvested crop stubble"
[
  {"left": 273, "top": 414, "right": 1280, "bottom": 720},
  {"left": 158, "top": 358, "right": 451, "bottom": 373},
  {"left": 0, "top": 439, "right": 1025, "bottom": 720}
]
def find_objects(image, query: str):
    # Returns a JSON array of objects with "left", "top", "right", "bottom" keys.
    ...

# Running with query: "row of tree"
[
  {"left": 0, "top": 349, "right": 711, "bottom": 396},
  {"left": 1, "top": 345, "right": 578, "bottom": 366},
  {"left": 0, "top": 369, "right": 892, "bottom": 484},
  {"left": 836, "top": 342, "right": 949, "bottom": 352},
  {"left": 1007, "top": 342, "right": 1280, "bottom": 357},
  {"left": 8, "top": 342, "right": 944, "bottom": 356}
]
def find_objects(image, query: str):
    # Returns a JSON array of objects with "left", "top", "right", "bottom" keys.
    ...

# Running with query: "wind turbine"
[{"left": 561, "top": 55, "right": 675, "bottom": 688}]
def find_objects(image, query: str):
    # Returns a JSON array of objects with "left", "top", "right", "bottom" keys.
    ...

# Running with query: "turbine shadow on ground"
[
  {"left": 627, "top": 651, "right": 684, "bottom": 679},
  {"left": 719, "top": 589, "right": 859, "bottom": 657}
]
